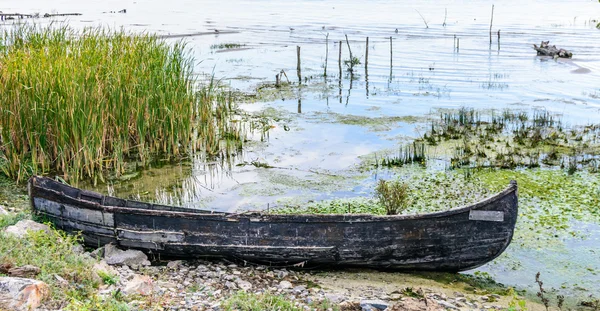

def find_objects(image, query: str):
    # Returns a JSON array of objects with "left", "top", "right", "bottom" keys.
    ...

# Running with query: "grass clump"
[
  {"left": 375, "top": 179, "right": 409, "bottom": 215},
  {"left": 221, "top": 291, "right": 338, "bottom": 311},
  {"left": 221, "top": 291, "right": 301, "bottom": 311},
  {"left": 0, "top": 215, "right": 129, "bottom": 309},
  {"left": 0, "top": 24, "right": 243, "bottom": 184}
]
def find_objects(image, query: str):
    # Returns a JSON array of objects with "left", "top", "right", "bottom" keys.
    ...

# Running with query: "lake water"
[{"left": 3, "top": 0, "right": 600, "bottom": 301}]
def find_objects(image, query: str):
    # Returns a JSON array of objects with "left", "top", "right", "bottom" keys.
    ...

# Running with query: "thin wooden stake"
[
  {"left": 324, "top": 33, "right": 329, "bottom": 77},
  {"left": 497, "top": 29, "right": 501, "bottom": 50},
  {"left": 365, "top": 37, "right": 369, "bottom": 71},
  {"left": 338, "top": 40, "right": 342, "bottom": 78},
  {"left": 389, "top": 36, "right": 393, "bottom": 82},
  {"left": 345, "top": 34, "right": 353, "bottom": 72},
  {"left": 365, "top": 37, "right": 369, "bottom": 96},
  {"left": 489, "top": 4, "right": 494, "bottom": 46},
  {"left": 457, "top": 38, "right": 460, "bottom": 52},
  {"left": 296, "top": 46, "right": 302, "bottom": 84},
  {"left": 390, "top": 36, "right": 393, "bottom": 69}
]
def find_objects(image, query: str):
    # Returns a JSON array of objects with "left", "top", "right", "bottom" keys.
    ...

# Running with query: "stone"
[
  {"left": 292, "top": 285, "right": 307, "bottom": 294},
  {"left": 388, "top": 297, "right": 444, "bottom": 311},
  {"left": 339, "top": 301, "right": 362, "bottom": 311},
  {"left": 122, "top": 274, "right": 156, "bottom": 296},
  {"left": 8, "top": 265, "right": 41, "bottom": 278},
  {"left": 4, "top": 220, "right": 51, "bottom": 238},
  {"left": 0, "top": 277, "right": 49, "bottom": 311},
  {"left": 278, "top": 280, "right": 293, "bottom": 289},
  {"left": 236, "top": 280, "right": 253, "bottom": 291},
  {"left": 437, "top": 300, "right": 459, "bottom": 310},
  {"left": 93, "top": 260, "right": 119, "bottom": 277},
  {"left": 360, "top": 299, "right": 389, "bottom": 311},
  {"left": 0, "top": 205, "right": 8, "bottom": 215},
  {"left": 90, "top": 246, "right": 105, "bottom": 259},
  {"left": 167, "top": 260, "right": 184, "bottom": 270},
  {"left": 103, "top": 243, "right": 150, "bottom": 267},
  {"left": 71, "top": 244, "right": 85, "bottom": 254},
  {"left": 225, "top": 281, "right": 237, "bottom": 290},
  {"left": 325, "top": 293, "right": 345, "bottom": 304}
]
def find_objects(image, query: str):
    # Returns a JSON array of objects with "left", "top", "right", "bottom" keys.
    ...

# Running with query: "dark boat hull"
[{"left": 28, "top": 176, "right": 518, "bottom": 271}]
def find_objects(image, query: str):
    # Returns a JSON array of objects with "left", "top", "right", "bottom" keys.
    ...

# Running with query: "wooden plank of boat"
[{"left": 28, "top": 176, "right": 518, "bottom": 272}]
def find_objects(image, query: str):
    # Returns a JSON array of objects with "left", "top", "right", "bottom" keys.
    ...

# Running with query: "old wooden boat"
[{"left": 28, "top": 176, "right": 518, "bottom": 271}]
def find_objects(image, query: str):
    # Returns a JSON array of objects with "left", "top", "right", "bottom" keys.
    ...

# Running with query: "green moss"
[{"left": 272, "top": 169, "right": 494, "bottom": 215}]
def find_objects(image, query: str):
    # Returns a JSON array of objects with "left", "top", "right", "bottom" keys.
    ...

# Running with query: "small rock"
[
  {"left": 276, "top": 270, "right": 289, "bottom": 279},
  {"left": 71, "top": 244, "right": 85, "bottom": 254},
  {"left": 278, "top": 280, "right": 293, "bottom": 289},
  {"left": 225, "top": 281, "right": 237, "bottom": 290},
  {"left": 292, "top": 285, "right": 307, "bottom": 294},
  {"left": 236, "top": 280, "right": 252, "bottom": 291},
  {"left": 4, "top": 220, "right": 51, "bottom": 238},
  {"left": 8, "top": 265, "right": 41, "bottom": 278},
  {"left": 325, "top": 293, "right": 345, "bottom": 304},
  {"left": 196, "top": 264, "right": 208, "bottom": 271},
  {"left": 93, "top": 260, "right": 119, "bottom": 277},
  {"left": 53, "top": 274, "right": 69, "bottom": 287},
  {"left": 90, "top": 246, "right": 105, "bottom": 259},
  {"left": 103, "top": 243, "right": 150, "bottom": 268},
  {"left": 390, "top": 293, "right": 402, "bottom": 300},
  {"left": 481, "top": 295, "right": 489, "bottom": 301},
  {"left": 122, "top": 274, "right": 156, "bottom": 296},
  {"left": 453, "top": 292, "right": 464, "bottom": 298},
  {"left": 437, "top": 300, "right": 459, "bottom": 310},
  {"left": 0, "top": 205, "right": 8, "bottom": 215},
  {"left": 360, "top": 299, "right": 389, "bottom": 311},
  {"left": 167, "top": 260, "right": 183, "bottom": 270},
  {"left": 0, "top": 277, "right": 50, "bottom": 311}
]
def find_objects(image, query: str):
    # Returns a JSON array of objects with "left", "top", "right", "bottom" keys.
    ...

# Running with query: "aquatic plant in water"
[{"left": 0, "top": 25, "right": 244, "bottom": 183}]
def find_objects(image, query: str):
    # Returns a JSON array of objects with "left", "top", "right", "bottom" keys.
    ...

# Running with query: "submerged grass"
[{"left": 0, "top": 24, "right": 243, "bottom": 184}]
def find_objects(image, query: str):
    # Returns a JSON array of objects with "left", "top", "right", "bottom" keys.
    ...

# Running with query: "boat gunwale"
[{"left": 29, "top": 176, "right": 517, "bottom": 222}]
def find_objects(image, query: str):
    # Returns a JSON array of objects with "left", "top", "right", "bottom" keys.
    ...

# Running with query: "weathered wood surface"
[
  {"left": 533, "top": 41, "right": 572, "bottom": 58},
  {"left": 29, "top": 176, "right": 518, "bottom": 272}
]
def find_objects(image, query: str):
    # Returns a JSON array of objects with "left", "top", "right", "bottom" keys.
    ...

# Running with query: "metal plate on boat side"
[{"left": 469, "top": 210, "right": 504, "bottom": 222}]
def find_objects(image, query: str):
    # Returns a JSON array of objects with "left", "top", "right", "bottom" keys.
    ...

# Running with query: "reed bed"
[{"left": 0, "top": 25, "right": 242, "bottom": 183}]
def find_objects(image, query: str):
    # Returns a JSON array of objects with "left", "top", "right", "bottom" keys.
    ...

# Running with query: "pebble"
[{"left": 83, "top": 258, "right": 510, "bottom": 311}]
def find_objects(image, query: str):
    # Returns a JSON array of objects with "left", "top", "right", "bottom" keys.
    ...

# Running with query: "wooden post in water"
[
  {"left": 497, "top": 30, "right": 501, "bottom": 50},
  {"left": 489, "top": 4, "right": 494, "bottom": 46},
  {"left": 338, "top": 41, "right": 342, "bottom": 78},
  {"left": 389, "top": 36, "right": 393, "bottom": 81},
  {"left": 365, "top": 37, "right": 369, "bottom": 70},
  {"left": 296, "top": 46, "right": 302, "bottom": 84},
  {"left": 454, "top": 34, "right": 456, "bottom": 50},
  {"left": 324, "top": 33, "right": 329, "bottom": 77},
  {"left": 365, "top": 37, "right": 369, "bottom": 96},
  {"left": 457, "top": 38, "right": 460, "bottom": 52},
  {"left": 344, "top": 34, "right": 353, "bottom": 72}
]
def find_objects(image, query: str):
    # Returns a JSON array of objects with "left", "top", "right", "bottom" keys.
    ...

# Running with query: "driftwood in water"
[
  {"left": 0, "top": 12, "right": 81, "bottom": 20},
  {"left": 533, "top": 41, "right": 572, "bottom": 58}
]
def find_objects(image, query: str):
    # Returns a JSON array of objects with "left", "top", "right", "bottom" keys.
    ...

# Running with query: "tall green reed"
[{"left": 0, "top": 24, "right": 242, "bottom": 183}]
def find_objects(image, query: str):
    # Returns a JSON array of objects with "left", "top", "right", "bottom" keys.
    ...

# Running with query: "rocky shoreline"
[{"left": 1, "top": 219, "right": 542, "bottom": 311}]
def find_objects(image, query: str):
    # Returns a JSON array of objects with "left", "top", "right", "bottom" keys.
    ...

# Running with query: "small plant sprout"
[{"left": 374, "top": 179, "right": 410, "bottom": 215}]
